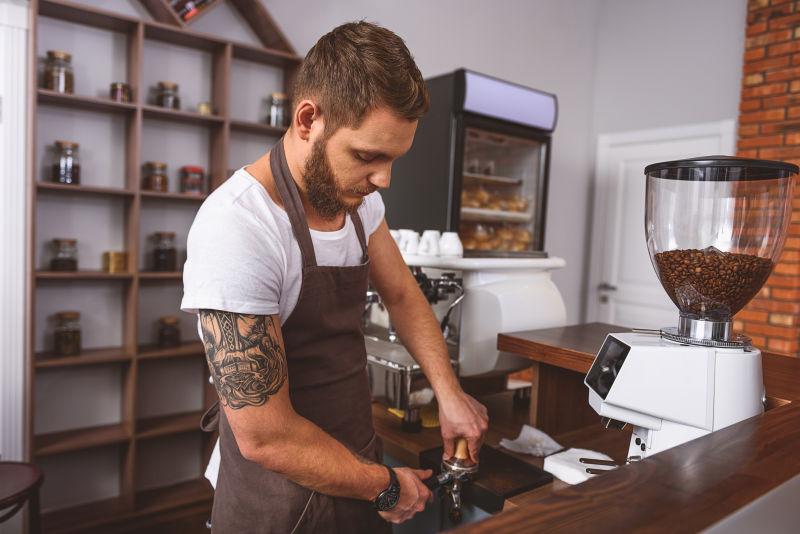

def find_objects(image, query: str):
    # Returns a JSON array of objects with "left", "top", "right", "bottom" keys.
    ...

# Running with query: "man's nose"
[{"left": 369, "top": 164, "right": 392, "bottom": 189}]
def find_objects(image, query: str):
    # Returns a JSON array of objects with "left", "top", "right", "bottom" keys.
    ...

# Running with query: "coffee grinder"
[{"left": 585, "top": 156, "right": 797, "bottom": 460}]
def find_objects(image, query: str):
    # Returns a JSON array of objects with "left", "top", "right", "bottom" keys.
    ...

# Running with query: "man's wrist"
[
  {"left": 433, "top": 378, "right": 463, "bottom": 406},
  {"left": 363, "top": 463, "right": 391, "bottom": 501}
]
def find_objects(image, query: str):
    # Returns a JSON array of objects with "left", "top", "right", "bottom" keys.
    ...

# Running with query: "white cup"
[
  {"left": 403, "top": 232, "right": 420, "bottom": 254},
  {"left": 397, "top": 229, "right": 414, "bottom": 251},
  {"left": 419, "top": 230, "right": 441, "bottom": 256},
  {"left": 439, "top": 232, "right": 464, "bottom": 257}
]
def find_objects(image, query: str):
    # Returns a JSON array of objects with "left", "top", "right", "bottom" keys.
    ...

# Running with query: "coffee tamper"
[{"left": 427, "top": 438, "right": 479, "bottom": 523}]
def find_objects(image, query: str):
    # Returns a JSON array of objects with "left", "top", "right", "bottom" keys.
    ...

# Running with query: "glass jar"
[
  {"left": 157, "top": 316, "right": 181, "bottom": 348},
  {"left": 180, "top": 165, "right": 206, "bottom": 195},
  {"left": 52, "top": 140, "right": 80, "bottom": 185},
  {"left": 646, "top": 156, "right": 797, "bottom": 337},
  {"left": 109, "top": 82, "right": 132, "bottom": 103},
  {"left": 54, "top": 311, "right": 81, "bottom": 357},
  {"left": 268, "top": 92, "right": 289, "bottom": 127},
  {"left": 152, "top": 231, "right": 177, "bottom": 271},
  {"left": 155, "top": 81, "right": 180, "bottom": 110},
  {"left": 102, "top": 251, "right": 127, "bottom": 273},
  {"left": 143, "top": 162, "right": 169, "bottom": 192},
  {"left": 51, "top": 238, "right": 78, "bottom": 271},
  {"left": 44, "top": 50, "right": 74, "bottom": 94}
]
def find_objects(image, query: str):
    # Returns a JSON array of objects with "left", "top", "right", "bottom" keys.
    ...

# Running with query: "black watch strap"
[{"left": 373, "top": 465, "right": 401, "bottom": 511}]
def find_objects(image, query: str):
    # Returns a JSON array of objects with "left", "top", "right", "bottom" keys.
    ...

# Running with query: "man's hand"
[
  {"left": 438, "top": 389, "right": 489, "bottom": 463},
  {"left": 378, "top": 468, "right": 433, "bottom": 524}
]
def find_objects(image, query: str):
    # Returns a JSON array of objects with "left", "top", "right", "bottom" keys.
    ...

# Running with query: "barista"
[{"left": 181, "top": 22, "right": 489, "bottom": 533}]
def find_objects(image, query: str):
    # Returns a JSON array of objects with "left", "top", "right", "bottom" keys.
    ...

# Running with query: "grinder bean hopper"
[{"left": 585, "top": 156, "right": 797, "bottom": 460}]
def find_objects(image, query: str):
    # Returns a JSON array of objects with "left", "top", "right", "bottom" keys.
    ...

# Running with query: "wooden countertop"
[{"left": 451, "top": 322, "right": 800, "bottom": 533}]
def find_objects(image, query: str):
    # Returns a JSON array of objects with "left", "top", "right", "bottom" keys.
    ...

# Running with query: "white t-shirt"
[
  {"left": 181, "top": 166, "right": 385, "bottom": 320},
  {"left": 180, "top": 167, "right": 385, "bottom": 489}
]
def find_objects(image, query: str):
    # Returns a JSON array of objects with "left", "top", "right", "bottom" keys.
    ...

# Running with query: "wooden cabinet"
[{"left": 27, "top": 1, "right": 300, "bottom": 531}]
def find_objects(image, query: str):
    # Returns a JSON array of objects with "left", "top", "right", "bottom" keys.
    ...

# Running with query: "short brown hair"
[{"left": 292, "top": 21, "right": 429, "bottom": 134}]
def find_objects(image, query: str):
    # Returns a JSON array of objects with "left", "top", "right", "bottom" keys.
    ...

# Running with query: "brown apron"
[{"left": 200, "top": 138, "right": 391, "bottom": 534}]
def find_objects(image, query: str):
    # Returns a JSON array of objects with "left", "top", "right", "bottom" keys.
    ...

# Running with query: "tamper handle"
[{"left": 454, "top": 438, "right": 469, "bottom": 461}]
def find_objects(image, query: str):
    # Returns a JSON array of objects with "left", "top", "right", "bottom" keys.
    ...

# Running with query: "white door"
[{"left": 586, "top": 120, "right": 736, "bottom": 329}]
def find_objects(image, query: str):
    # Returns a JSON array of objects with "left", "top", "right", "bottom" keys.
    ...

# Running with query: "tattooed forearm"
[{"left": 199, "top": 310, "right": 287, "bottom": 409}]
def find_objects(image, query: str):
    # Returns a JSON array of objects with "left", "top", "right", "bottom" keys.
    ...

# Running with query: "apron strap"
[
  {"left": 270, "top": 137, "right": 318, "bottom": 268},
  {"left": 350, "top": 210, "right": 370, "bottom": 263}
]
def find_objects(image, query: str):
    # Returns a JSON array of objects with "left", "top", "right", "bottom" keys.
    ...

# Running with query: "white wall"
[
  {"left": 261, "top": 0, "right": 602, "bottom": 324},
  {"left": 592, "top": 0, "right": 746, "bottom": 134}
]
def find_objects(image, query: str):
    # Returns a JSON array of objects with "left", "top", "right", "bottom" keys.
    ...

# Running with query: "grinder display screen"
[{"left": 585, "top": 336, "right": 630, "bottom": 400}]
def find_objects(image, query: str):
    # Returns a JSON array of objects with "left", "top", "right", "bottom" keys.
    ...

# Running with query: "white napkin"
[
  {"left": 499, "top": 424, "right": 562, "bottom": 457},
  {"left": 543, "top": 448, "right": 615, "bottom": 485}
]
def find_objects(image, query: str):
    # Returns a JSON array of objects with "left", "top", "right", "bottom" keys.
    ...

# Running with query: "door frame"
[{"left": 585, "top": 120, "right": 737, "bottom": 323}]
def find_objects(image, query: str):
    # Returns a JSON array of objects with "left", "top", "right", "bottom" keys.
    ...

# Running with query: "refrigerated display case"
[{"left": 383, "top": 68, "right": 557, "bottom": 257}]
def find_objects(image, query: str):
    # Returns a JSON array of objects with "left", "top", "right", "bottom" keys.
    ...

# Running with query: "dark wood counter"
[{"left": 450, "top": 322, "right": 800, "bottom": 533}]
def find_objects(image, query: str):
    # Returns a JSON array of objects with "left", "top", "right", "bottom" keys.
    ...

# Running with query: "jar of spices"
[
  {"left": 157, "top": 316, "right": 181, "bottom": 348},
  {"left": 52, "top": 140, "right": 80, "bottom": 185},
  {"left": 196, "top": 101, "right": 213, "bottom": 116},
  {"left": 54, "top": 311, "right": 81, "bottom": 357},
  {"left": 102, "top": 251, "right": 127, "bottom": 273},
  {"left": 109, "top": 82, "right": 132, "bottom": 103},
  {"left": 268, "top": 92, "right": 289, "bottom": 127},
  {"left": 180, "top": 165, "right": 206, "bottom": 195},
  {"left": 155, "top": 81, "right": 180, "bottom": 110},
  {"left": 50, "top": 238, "right": 78, "bottom": 271},
  {"left": 143, "top": 162, "right": 169, "bottom": 192},
  {"left": 152, "top": 231, "right": 177, "bottom": 271},
  {"left": 43, "top": 50, "right": 74, "bottom": 94}
]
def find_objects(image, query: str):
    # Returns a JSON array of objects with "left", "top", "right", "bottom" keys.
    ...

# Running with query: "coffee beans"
[{"left": 654, "top": 247, "right": 773, "bottom": 319}]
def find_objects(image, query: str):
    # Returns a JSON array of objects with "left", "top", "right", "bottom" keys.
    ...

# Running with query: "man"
[{"left": 181, "top": 21, "right": 489, "bottom": 533}]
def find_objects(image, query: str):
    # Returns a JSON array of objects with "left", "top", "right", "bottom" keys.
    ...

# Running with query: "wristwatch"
[{"left": 373, "top": 465, "right": 401, "bottom": 511}]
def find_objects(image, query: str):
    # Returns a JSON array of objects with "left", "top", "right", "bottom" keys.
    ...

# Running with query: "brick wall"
[{"left": 735, "top": 0, "right": 800, "bottom": 355}]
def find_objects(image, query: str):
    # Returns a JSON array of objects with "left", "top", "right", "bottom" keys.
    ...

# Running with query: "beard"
[{"left": 302, "top": 137, "right": 376, "bottom": 220}]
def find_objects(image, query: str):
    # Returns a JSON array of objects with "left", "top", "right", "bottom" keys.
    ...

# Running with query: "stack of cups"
[{"left": 389, "top": 229, "right": 463, "bottom": 258}]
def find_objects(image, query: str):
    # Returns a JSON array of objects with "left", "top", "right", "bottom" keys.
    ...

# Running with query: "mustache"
[{"left": 346, "top": 185, "right": 379, "bottom": 196}]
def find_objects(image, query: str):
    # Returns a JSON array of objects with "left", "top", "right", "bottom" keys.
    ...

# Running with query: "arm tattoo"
[{"left": 199, "top": 310, "right": 287, "bottom": 409}]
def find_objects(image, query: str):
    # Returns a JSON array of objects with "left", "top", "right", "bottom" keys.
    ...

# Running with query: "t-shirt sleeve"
[
  {"left": 181, "top": 205, "right": 284, "bottom": 316},
  {"left": 359, "top": 191, "right": 386, "bottom": 237}
]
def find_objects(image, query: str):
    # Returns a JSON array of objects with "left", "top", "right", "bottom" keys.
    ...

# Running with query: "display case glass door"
[{"left": 459, "top": 127, "right": 547, "bottom": 255}]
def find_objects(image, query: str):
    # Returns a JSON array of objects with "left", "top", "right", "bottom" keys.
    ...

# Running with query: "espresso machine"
[
  {"left": 365, "top": 254, "right": 566, "bottom": 431},
  {"left": 585, "top": 156, "right": 797, "bottom": 460}
]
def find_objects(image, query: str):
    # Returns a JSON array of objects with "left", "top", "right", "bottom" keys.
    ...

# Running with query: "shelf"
[
  {"left": 230, "top": 119, "right": 287, "bottom": 137},
  {"left": 138, "top": 341, "right": 204, "bottom": 361},
  {"left": 42, "top": 494, "right": 130, "bottom": 534},
  {"left": 35, "top": 347, "right": 132, "bottom": 369},
  {"left": 231, "top": 41, "right": 302, "bottom": 67},
  {"left": 139, "top": 271, "right": 184, "bottom": 280},
  {"left": 37, "top": 182, "right": 135, "bottom": 198},
  {"left": 34, "top": 422, "right": 130, "bottom": 457},
  {"left": 37, "top": 88, "right": 137, "bottom": 114},
  {"left": 463, "top": 171, "right": 523, "bottom": 186},
  {"left": 461, "top": 206, "right": 534, "bottom": 224},
  {"left": 136, "top": 478, "right": 213, "bottom": 515},
  {"left": 36, "top": 270, "right": 134, "bottom": 281},
  {"left": 142, "top": 104, "right": 224, "bottom": 125},
  {"left": 41, "top": 478, "right": 212, "bottom": 534},
  {"left": 38, "top": 0, "right": 139, "bottom": 33},
  {"left": 140, "top": 190, "right": 207, "bottom": 202},
  {"left": 136, "top": 410, "right": 204, "bottom": 440}
]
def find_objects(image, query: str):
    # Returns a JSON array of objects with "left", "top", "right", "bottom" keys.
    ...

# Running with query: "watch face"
[{"left": 377, "top": 483, "right": 401, "bottom": 511}]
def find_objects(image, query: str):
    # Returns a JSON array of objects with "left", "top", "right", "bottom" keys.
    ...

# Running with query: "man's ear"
[{"left": 293, "top": 99, "right": 318, "bottom": 142}]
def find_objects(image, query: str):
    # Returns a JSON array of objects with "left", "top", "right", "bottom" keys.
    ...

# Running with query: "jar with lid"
[
  {"left": 52, "top": 140, "right": 80, "bottom": 185},
  {"left": 54, "top": 311, "right": 81, "bottom": 357},
  {"left": 157, "top": 316, "right": 181, "bottom": 348},
  {"left": 43, "top": 50, "right": 74, "bottom": 94},
  {"left": 155, "top": 81, "right": 180, "bottom": 110},
  {"left": 152, "top": 231, "right": 177, "bottom": 271},
  {"left": 268, "top": 92, "right": 289, "bottom": 127},
  {"left": 50, "top": 238, "right": 78, "bottom": 271},
  {"left": 180, "top": 165, "right": 206, "bottom": 195},
  {"left": 143, "top": 161, "right": 169, "bottom": 192},
  {"left": 109, "top": 82, "right": 132, "bottom": 103}
]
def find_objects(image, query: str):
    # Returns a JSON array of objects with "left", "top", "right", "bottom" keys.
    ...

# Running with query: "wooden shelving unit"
[{"left": 28, "top": 0, "right": 300, "bottom": 531}]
